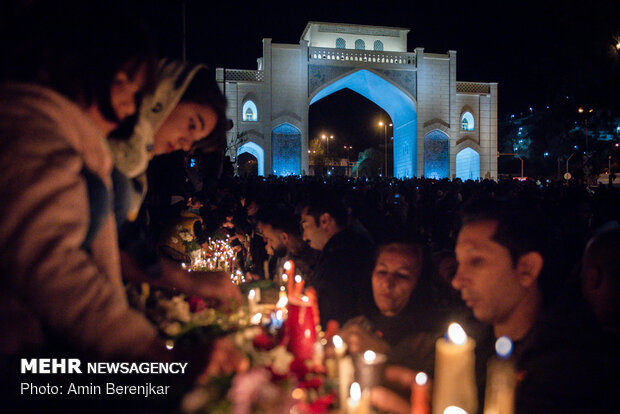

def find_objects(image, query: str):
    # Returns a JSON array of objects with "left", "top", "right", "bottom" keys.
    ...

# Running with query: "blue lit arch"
[
  {"left": 242, "top": 100, "right": 258, "bottom": 122},
  {"left": 271, "top": 123, "right": 301, "bottom": 176},
  {"left": 309, "top": 69, "right": 417, "bottom": 178},
  {"left": 455, "top": 147, "right": 480, "bottom": 180},
  {"left": 424, "top": 130, "right": 449, "bottom": 179},
  {"left": 237, "top": 141, "right": 264, "bottom": 176}
]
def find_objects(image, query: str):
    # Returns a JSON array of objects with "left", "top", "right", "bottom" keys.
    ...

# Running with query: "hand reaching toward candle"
[
  {"left": 370, "top": 386, "right": 410, "bottom": 414},
  {"left": 370, "top": 365, "right": 432, "bottom": 414},
  {"left": 159, "top": 258, "right": 242, "bottom": 305}
]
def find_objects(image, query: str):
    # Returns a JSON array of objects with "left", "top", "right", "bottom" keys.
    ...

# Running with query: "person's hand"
[
  {"left": 197, "top": 337, "right": 249, "bottom": 382},
  {"left": 370, "top": 386, "right": 410, "bottom": 414},
  {"left": 245, "top": 272, "right": 261, "bottom": 281},
  {"left": 369, "top": 365, "right": 420, "bottom": 414},
  {"left": 193, "top": 270, "right": 242, "bottom": 305}
]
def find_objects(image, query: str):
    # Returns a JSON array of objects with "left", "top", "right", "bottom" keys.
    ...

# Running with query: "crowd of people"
[{"left": 0, "top": 1, "right": 618, "bottom": 413}]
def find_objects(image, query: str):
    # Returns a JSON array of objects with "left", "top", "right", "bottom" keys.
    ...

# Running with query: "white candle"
[
  {"left": 333, "top": 334, "right": 347, "bottom": 358},
  {"left": 483, "top": 336, "right": 516, "bottom": 414},
  {"left": 433, "top": 323, "right": 478, "bottom": 414},
  {"left": 346, "top": 382, "right": 370, "bottom": 414},
  {"left": 339, "top": 355, "right": 355, "bottom": 411},
  {"left": 248, "top": 289, "right": 258, "bottom": 314}
]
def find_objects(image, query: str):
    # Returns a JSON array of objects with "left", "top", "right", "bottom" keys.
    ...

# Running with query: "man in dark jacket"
[
  {"left": 451, "top": 200, "right": 617, "bottom": 413},
  {"left": 300, "top": 196, "right": 374, "bottom": 330}
]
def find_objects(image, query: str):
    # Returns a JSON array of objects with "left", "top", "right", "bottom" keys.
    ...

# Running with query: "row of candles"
[
  {"left": 332, "top": 323, "right": 515, "bottom": 414},
  {"left": 247, "top": 260, "right": 516, "bottom": 413}
]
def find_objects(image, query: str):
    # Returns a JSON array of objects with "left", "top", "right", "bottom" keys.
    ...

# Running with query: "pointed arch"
[
  {"left": 237, "top": 141, "right": 264, "bottom": 176},
  {"left": 272, "top": 123, "right": 301, "bottom": 176}
]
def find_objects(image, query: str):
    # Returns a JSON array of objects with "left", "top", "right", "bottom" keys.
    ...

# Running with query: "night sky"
[{"left": 144, "top": 0, "right": 619, "bottom": 155}]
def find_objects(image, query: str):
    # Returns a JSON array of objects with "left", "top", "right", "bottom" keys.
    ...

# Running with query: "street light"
[
  {"left": 321, "top": 134, "right": 334, "bottom": 168},
  {"left": 577, "top": 107, "right": 594, "bottom": 152},
  {"left": 378, "top": 121, "right": 392, "bottom": 177}
]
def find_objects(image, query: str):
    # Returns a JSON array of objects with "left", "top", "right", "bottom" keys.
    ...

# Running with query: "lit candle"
[
  {"left": 333, "top": 334, "right": 348, "bottom": 358},
  {"left": 355, "top": 349, "right": 387, "bottom": 390},
  {"left": 284, "top": 260, "right": 295, "bottom": 293},
  {"left": 347, "top": 382, "right": 370, "bottom": 414},
  {"left": 432, "top": 323, "right": 478, "bottom": 414},
  {"left": 294, "top": 274, "right": 305, "bottom": 296},
  {"left": 339, "top": 354, "right": 355, "bottom": 411},
  {"left": 411, "top": 372, "right": 430, "bottom": 414},
  {"left": 483, "top": 336, "right": 516, "bottom": 414},
  {"left": 248, "top": 289, "right": 258, "bottom": 314},
  {"left": 285, "top": 297, "right": 316, "bottom": 360},
  {"left": 443, "top": 407, "right": 468, "bottom": 414}
]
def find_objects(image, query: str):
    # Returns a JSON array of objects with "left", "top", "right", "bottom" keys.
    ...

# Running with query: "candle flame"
[
  {"left": 295, "top": 275, "right": 302, "bottom": 284},
  {"left": 250, "top": 313, "right": 262, "bottom": 325},
  {"left": 443, "top": 407, "right": 467, "bottom": 414},
  {"left": 495, "top": 336, "right": 513, "bottom": 358},
  {"left": 333, "top": 334, "right": 344, "bottom": 349},
  {"left": 447, "top": 323, "right": 467, "bottom": 345},
  {"left": 304, "top": 328, "right": 311, "bottom": 338},
  {"left": 276, "top": 294, "right": 288, "bottom": 309},
  {"left": 363, "top": 350, "right": 377, "bottom": 363},
  {"left": 283, "top": 261, "right": 292, "bottom": 271},
  {"left": 350, "top": 382, "right": 361, "bottom": 402},
  {"left": 248, "top": 289, "right": 256, "bottom": 300},
  {"left": 282, "top": 273, "right": 288, "bottom": 282},
  {"left": 301, "top": 295, "right": 309, "bottom": 303},
  {"left": 165, "top": 340, "right": 174, "bottom": 350},
  {"left": 415, "top": 372, "right": 428, "bottom": 386}
]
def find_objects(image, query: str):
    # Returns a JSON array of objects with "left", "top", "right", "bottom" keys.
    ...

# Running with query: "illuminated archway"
[
  {"left": 272, "top": 123, "right": 301, "bottom": 176},
  {"left": 456, "top": 147, "right": 480, "bottom": 180},
  {"left": 310, "top": 69, "right": 417, "bottom": 177},
  {"left": 237, "top": 141, "right": 264, "bottom": 176},
  {"left": 424, "top": 130, "right": 449, "bottom": 179}
]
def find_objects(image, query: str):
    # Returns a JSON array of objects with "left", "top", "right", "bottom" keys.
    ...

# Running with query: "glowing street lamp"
[
  {"left": 378, "top": 121, "right": 392, "bottom": 177},
  {"left": 577, "top": 107, "right": 594, "bottom": 152}
]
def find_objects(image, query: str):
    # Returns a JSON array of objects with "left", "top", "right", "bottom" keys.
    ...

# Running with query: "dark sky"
[{"left": 145, "top": 0, "right": 619, "bottom": 153}]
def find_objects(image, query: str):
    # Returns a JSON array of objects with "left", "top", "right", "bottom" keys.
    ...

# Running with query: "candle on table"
[
  {"left": 443, "top": 407, "right": 468, "bottom": 414},
  {"left": 339, "top": 357, "right": 355, "bottom": 409},
  {"left": 432, "top": 323, "right": 477, "bottom": 414},
  {"left": 347, "top": 382, "right": 370, "bottom": 414},
  {"left": 411, "top": 371, "right": 430, "bottom": 414},
  {"left": 284, "top": 260, "right": 295, "bottom": 293},
  {"left": 355, "top": 349, "right": 387, "bottom": 391},
  {"left": 333, "top": 334, "right": 348, "bottom": 358},
  {"left": 483, "top": 336, "right": 516, "bottom": 414},
  {"left": 248, "top": 289, "right": 258, "bottom": 314},
  {"left": 285, "top": 296, "right": 316, "bottom": 360}
]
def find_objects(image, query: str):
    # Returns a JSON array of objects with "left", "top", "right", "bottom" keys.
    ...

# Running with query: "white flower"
[
  {"left": 170, "top": 237, "right": 179, "bottom": 244},
  {"left": 269, "top": 346, "right": 294, "bottom": 375}
]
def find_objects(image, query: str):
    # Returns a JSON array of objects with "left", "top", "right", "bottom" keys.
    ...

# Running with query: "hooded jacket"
[{"left": 0, "top": 82, "right": 158, "bottom": 359}]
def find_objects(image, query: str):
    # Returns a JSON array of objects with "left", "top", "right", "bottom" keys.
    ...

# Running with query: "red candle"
[
  {"left": 284, "top": 260, "right": 295, "bottom": 294},
  {"left": 286, "top": 297, "right": 316, "bottom": 361},
  {"left": 411, "top": 372, "right": 430, "bottom": 414}
]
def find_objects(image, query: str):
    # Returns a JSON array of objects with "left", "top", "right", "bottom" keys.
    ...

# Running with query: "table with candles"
[{"left": 144, "top": 257, "right": 517, "bottom": 414}]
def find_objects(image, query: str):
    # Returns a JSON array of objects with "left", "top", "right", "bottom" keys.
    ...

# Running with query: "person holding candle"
[{"left": 451, "top": 200, "right": 616, "bottom": 413}]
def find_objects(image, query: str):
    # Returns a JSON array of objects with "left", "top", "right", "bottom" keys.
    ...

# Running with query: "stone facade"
[{"left": 216, "top": 21, "right": 497, "bottom": 179}]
